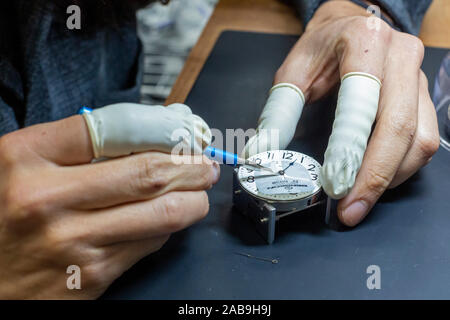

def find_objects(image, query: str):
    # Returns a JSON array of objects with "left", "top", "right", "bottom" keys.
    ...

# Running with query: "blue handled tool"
[
  {"left": 204, "top": 146, "right": 275, "bottom": 173},
  {"left": 78, "top": 106, "right": 93, "bottom": 115}
]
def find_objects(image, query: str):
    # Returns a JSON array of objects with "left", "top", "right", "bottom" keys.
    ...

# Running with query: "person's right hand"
[{"left": 0, "top": 104, "right": 219, "bottom": 299}]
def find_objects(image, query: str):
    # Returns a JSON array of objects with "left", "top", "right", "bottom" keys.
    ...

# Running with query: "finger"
[
  {"left": 389, "top": 71, "right": 440, "bottom": 188},
  {"left": 81, "top": 191, "right": 209, "bottom": 245},
  {"left": 320, "top": 22, "right": 390, "bottom": 199},
  {"left": 320, "top": 72, "right": 382, "bottom": 199},
  {"left": 337, "top": 34, "right": 424, "bottom": 227},
  {"left": 83, "top": 235, "right": 170, "bottom": 288},
  {"left": 336, "top": 21, "right": 390, "bottom": 81},
  {"left": 166, "top": 103, "right": 192, "bottom": 115},
  {"left": 14, "top": 115, "right": 94, "bottom": 166},
  {"left": 102, "top": 235, "right": 171, "bottom": 279},
  {"left": 57, "top": 152, "right": 220, "bottom": 210},
  {"left": 84, "top": 103, "right": 212, "bottom": 159},
  {"left": 242, "top": 83, "right": 305, "bottom": 158},
  {"left": 273, "top": 26, "right": 341, "bottom": 101}
]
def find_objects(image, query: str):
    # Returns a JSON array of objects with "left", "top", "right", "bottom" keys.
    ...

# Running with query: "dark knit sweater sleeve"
[{"left": 290, "top": 0, "right": 433, "bottom": 35}]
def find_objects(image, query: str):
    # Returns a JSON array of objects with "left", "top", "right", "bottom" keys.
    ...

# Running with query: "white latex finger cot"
[
  {"left": 320, "top": 72, "right": 381, "bottom": 199},
  {"left": 83, "top": 103, "right": 211, "bottom": 158},
  {"left": 242, "top": 83, "right": 305, "bottom": 158}
]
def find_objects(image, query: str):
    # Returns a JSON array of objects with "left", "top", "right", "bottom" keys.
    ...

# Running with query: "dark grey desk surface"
[{"left": 103, "top": 31, "right": 450, "bottom": 300}]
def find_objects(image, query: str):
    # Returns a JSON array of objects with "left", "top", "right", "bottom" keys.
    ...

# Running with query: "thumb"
[{"left": 242, "top": 83, "right": 305, "bottom": 158}]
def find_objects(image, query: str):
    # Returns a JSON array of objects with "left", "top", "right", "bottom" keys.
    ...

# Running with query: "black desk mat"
[{"left": 103, "top": 31, "right": 450, "bottom": 299}]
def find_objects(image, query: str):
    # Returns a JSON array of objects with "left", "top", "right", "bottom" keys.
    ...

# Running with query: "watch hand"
[
  {"left": 281, "top": 159, "right": 297, "bottom": 173},
  {"left": 242, "top": 160, "right": 277, "bottom": 173},
  {"left": 242, "top": 173, "right": 280, "bottom": 180}
]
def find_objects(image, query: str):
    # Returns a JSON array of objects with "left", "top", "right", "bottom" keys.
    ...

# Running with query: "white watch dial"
[{"left": 237, "top": 150, "right": 322, "bottom": 202}]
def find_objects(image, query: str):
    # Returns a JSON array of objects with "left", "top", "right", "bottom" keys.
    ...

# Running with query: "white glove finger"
[
  {"left": 241, "top": 83, "right": 305, "bottom": 158},
  {"left": 166, "top": 103, "right": 193, "bottom": 115},
  {"left": 242, "top": 129, "right": 278, "bottom": 159},
  {"left": 320, "top": 72, "right": 381, "bottom": 199},
  {"left": 83, "top": 103, "right": 210, "bottom": 158},
  {"left": 191, "top": 114, "right": 212, "bottom": 154}
]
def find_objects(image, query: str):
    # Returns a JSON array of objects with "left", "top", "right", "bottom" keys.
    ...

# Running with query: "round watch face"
[{"left": 237, "top": 150, "right": 322, "bottom": 202}]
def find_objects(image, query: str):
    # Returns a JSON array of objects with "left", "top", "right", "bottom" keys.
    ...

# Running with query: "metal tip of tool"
[
  {"left": 245, "top": 161, "right": 277, "bottom": 173},
  {"left": 235, "top": 155, "right": 278, "bottom": 174}
]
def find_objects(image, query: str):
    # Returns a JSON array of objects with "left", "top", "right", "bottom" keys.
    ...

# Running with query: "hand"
[
  {"left": 0, "top": 105, "right": 219, "bottom": 299},
  {"left": 243, "top": 1, "right": 439, "bottom": 226}
]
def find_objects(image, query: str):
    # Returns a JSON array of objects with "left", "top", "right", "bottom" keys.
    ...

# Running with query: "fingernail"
[
  {"left": 339, "top": 200, "right": 369, "bottom": 227},
  {"left": 212, "top": 161, "right": 221, "bottom": 184}
]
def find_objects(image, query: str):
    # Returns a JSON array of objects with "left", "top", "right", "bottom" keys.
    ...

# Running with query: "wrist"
[
  {"left": 340, "top": 0, "right": 394, "bottom": 24},
  {"left": 307, "top": 0, "right": 392, "bottom": 31}
]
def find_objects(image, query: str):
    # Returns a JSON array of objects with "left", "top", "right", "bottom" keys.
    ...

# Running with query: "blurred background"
[{"left": 137, "top": 0, "right": 218, "bottom": 105}]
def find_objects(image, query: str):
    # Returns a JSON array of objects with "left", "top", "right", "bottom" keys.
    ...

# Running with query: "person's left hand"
[{"left": 243, "top": 1, "right": 440, "bottom": 227}]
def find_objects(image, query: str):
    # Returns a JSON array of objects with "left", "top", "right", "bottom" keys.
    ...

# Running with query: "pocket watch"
[{"left": 233, "top": 150, "right": 325, "bottom": 244}]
